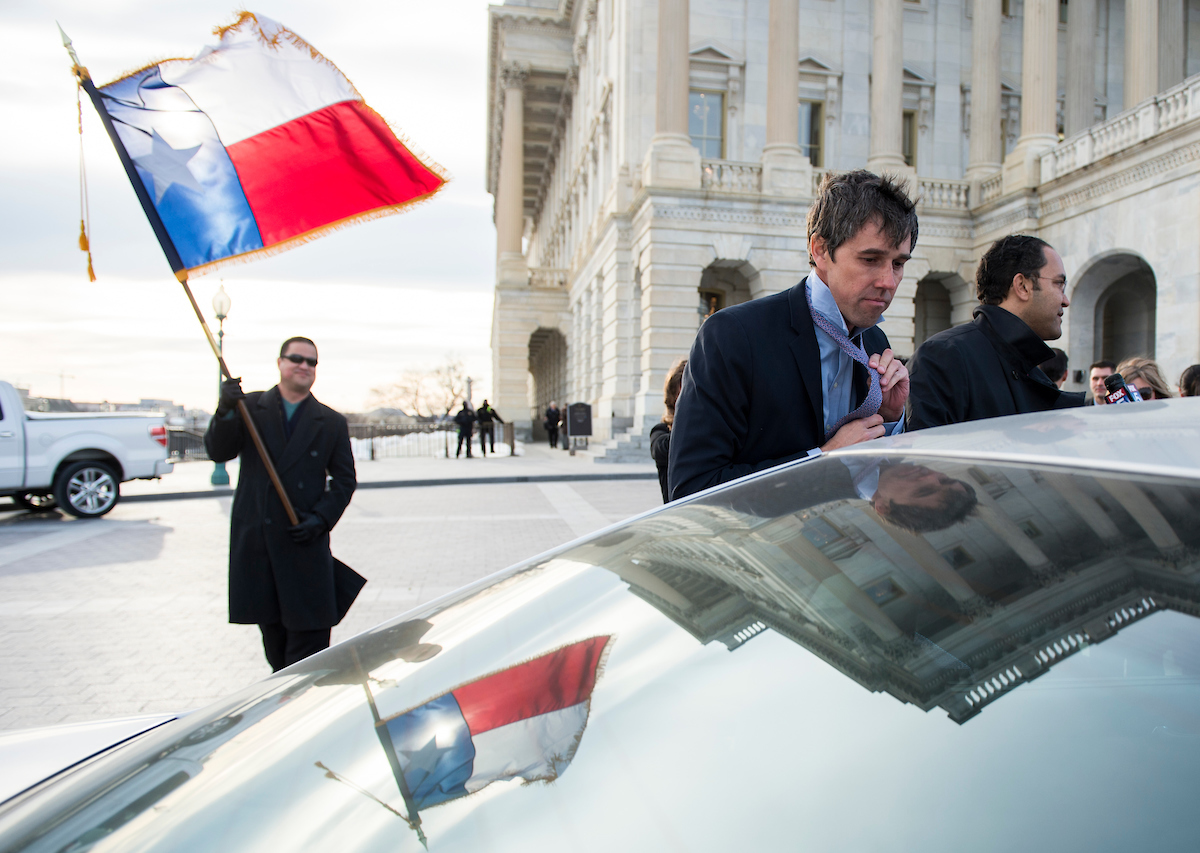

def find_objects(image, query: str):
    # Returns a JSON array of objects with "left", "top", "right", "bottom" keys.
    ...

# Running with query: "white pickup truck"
[{"left": 0, "top": 381, "right": 174, "bottom": 517}]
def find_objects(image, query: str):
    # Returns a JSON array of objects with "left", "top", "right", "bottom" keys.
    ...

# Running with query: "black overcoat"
[
  {"left": 906, "top": 305, "right": 1085, "bottom": 430},
  {"left": 669, "top": 280, "right": 890, "bottom": 500},
  {"left": 204, "top": 387, "right": 357, "bottom": 631}
]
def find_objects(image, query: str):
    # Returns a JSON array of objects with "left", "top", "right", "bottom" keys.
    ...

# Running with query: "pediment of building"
[
  {"left": 689, "top": 42, "right": 744, "bottom": 66},
  {"left": 798, "top": 55, "right": 840, "bottom": 77}
]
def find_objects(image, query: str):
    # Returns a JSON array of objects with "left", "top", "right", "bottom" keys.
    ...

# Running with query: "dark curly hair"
[
  {"left": 976, "top": 234, "right": 1052, "bottom": 305},
  {"left": 1180, "top": 364, "right": 1200, "bottom": 398},
  {"left": 807, "top": 170, "right": 918, "bottom": 263}
]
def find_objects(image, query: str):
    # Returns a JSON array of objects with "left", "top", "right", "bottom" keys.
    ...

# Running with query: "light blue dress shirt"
[{"left": 806, "top": 271, "right": 904, "bottom": 441}]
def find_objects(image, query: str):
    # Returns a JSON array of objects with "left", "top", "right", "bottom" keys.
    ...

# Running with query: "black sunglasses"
[{"left": 282, "top": 354, "right": 317, "bottom": 367}]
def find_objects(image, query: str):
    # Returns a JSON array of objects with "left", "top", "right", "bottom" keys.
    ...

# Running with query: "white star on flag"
[{"left": 133, "top": 130, "right": 204, "bottom": 203}]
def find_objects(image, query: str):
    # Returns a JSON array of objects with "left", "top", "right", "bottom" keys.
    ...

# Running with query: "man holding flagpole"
[{"left": 205, "top": 337, "right": 357, "bottom": 671}]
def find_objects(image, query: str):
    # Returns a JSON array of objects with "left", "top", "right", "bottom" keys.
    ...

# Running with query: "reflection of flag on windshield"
[{"left": 381, "top": 636, "right": 611, "bottom": 810}]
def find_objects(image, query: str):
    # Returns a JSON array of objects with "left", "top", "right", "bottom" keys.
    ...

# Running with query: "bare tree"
[
  {"left": 367, "top": 358, "right": 468, "bottom": 418},
  {"left": 427, "top": 358, "right": 467, "bottom": 415}
]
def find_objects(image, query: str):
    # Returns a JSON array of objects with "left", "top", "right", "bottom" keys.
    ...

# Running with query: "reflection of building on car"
[
  {"left": 16, "top": 680, "right": 310, "bottom": 853},
  {"left": 584, "top": 454, "right": 1198, "bottom": 723},
  {"left": 4, "top": 403, "right": 1200, "bottom": 851}
]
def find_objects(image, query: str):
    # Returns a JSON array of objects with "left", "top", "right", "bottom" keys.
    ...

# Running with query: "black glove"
[
  {"left": 216, "top": 377, "right": 245, "bottom": 416},
  {"left": 288, "top": 512, "right": 327, "bottom": 545}
]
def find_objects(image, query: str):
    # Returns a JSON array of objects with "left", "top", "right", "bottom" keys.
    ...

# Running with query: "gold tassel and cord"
[{"left": 76, "top": 79, "right": 95, "bottom": 281}]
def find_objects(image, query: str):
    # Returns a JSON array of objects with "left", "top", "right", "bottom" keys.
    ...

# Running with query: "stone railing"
[
  {"left": 978, "top": 172, "right": 1004, "bottom": 205},
  {"left": 529, "top": 267, "right": 568, "bottom": 288},
  {"left": 917, "top": 178, "right": 970, "bottom": 211},
  {"left": 1041, "top": 73, "right": 1200, "bottom": 182},
  {"left": 701, "top": 159, "right": 762, "bottom": 193}
]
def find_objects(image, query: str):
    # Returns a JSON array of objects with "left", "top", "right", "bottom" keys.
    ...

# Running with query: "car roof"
[{"left": 834, "top": 398, "right": 1200, "bottom": 480}]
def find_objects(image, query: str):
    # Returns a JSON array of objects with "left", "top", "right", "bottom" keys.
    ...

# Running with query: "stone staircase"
[{"left": 586, "top": 425, "right": 654, "bottom": 464}]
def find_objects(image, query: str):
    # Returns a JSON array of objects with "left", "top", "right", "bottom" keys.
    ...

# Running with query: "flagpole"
[
  {"left": 177, "top": 278, "right": 300, "bottom": 525},
  {"left": 62, "top": 27, "right": 300, "bottom": 526},
  {"left": 352, "top": 647, "right": 428, "bottom": 849}
]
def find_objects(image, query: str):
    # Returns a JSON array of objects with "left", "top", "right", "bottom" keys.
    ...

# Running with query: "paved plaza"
[{"left": 0, "top": 444, "right": 661, "bottom": 732}]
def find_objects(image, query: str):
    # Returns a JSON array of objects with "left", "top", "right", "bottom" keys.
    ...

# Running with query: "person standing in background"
[
  {"left": 650, "top": 359, "right": 687, "bottom": 503},
  {"left": 1179, "top": 364, "right": 1200, "bottom": 397},
  {"left": 1085, "top": 361, "right": 1116, "bottom": 405},
  {"left": 1115, "top": 357, "right": 1174, "bottom": 400},
  {"left": 1038, "top": 348, "right": 1068, "bottom": 389},
  {"left": 475, "top": 400, "right": 505, "bottom": 456},
  {"left": 907, "top": 235, "right": 1084, "bottom": 429},
  {"left": 454, "top": 403, "right": 476, "bottom": 458},
  {"left": 544, "top": 401, "right": 561, "bottom": 448}
]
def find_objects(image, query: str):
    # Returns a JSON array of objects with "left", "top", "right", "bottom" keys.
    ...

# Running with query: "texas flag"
[
  {"left": 88, "top": 12, "right": 445, "bottom": 277},
  {"left": 382, "top": 636, "right": 612, "bottom": 811}
]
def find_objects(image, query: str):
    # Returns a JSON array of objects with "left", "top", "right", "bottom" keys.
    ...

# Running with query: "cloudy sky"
[{"left": 0, "top": 0, "right": 497, "bottom": 413}]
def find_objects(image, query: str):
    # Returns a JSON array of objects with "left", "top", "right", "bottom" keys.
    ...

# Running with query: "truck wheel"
[
  {"left": 54, "top": 461, "right": 120, "bottom": 518},
  {"left": 12, "top": 493, "right": 58, "bottom": 512}
]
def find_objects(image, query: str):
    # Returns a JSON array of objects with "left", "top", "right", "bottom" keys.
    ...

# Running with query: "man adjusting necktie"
[{"left": 669, "top": 170, "right": 914, "bottom": 500}]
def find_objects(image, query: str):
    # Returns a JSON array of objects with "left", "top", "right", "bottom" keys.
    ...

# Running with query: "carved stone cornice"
[{"left": 500, "top": 62, "right": 529, "bottom": 91}]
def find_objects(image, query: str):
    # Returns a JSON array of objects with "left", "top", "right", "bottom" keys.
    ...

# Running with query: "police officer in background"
[{"left": 475, "top": 399, "right": 505, "bottom": 456}]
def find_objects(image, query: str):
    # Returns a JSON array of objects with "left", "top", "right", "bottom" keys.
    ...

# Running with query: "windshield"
[{"left": 2, "top": 455, "right": 1199, "bottom": 852}]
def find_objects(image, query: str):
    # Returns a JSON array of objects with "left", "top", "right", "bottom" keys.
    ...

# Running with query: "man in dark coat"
[
  {"left": 453, "top": 403, "right": 476, "bottom": 458},
  {"left": 475, "top": 399, "right": 505, "bottom": 456},
  {"left": 544, "top": 402, "right": 561, "bottom": 448},
  {"left": 906, "top": 235, "right": 1085, "bottom": 430},
  {"left": 205, "top": 336, "right": 358, "bottom": 671},
  {"left": 669, "top": 170, "right": 915, "bottom": 500}
]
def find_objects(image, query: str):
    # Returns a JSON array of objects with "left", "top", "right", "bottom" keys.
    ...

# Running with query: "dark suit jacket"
[
  {"left": 205, "top": 387, "right": 357, "bottom": 631},
  {"left": 668, "top": 280, "right": 890, "bottom": 500},
  {"left": 906, "top": 305, "right": 1085, "bottom": 430}
]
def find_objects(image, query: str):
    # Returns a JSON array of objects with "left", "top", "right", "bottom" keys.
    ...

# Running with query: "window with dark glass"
[
  {"left": 798, "top": 100, "right": 822, "bottom": 166},
  {"left": 689, "top": 90, "right": 724, "bottom": 158}
]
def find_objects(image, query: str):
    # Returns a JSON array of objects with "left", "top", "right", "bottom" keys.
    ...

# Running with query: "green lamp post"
[{"left": 210, "top": 285, "right": 232, "bottom": 486}]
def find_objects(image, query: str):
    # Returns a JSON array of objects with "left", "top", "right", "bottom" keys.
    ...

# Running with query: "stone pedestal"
[
  {"left": 761, "top": 144, "right": 812, "bottom": 197},
  {"left": 642, "top": 134, "right": 702, "bottom": 190}
]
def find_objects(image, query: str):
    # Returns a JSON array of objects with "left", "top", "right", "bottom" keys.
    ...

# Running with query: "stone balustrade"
[
  {"left": 978, "top": 172, "right": 1004, "bottom": 205},
  {"left": 529, "top": 267, "right": 568, "bottom": 288},
  {"left": 700, "top": 159, "right": 763, "bottom": 193},
  {"left": 1041, "top": 72, "right": 1200, "bottom": 182},
  {"left": 918, "top": 178, "right": 971, "bottom": 211}
]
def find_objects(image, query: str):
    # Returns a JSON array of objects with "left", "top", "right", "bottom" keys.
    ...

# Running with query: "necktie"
[{"left": 805, "top": 282, "right": 882, "bottom": 442}]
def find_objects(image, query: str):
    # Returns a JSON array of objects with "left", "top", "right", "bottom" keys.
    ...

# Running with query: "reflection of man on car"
[
  {"left": 870, "top": 462, "right": 977, "bottom": 533},
  {"left": 725, "top": 456, "right": 976, "bottom": 534}
]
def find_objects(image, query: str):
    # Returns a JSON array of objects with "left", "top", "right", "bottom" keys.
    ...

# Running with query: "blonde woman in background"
[
  {"left": 1115, "top": 356, "right": 1174, "bottom": 400},
  {"left": 650, "top": 359, "right": 687, "bottom": 503}
]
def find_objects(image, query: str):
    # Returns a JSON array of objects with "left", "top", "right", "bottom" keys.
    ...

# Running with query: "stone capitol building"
[{"left": 487, "top": 0, "right": 1200, "bottom": 451}]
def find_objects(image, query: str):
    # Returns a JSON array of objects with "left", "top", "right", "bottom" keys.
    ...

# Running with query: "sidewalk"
[{"left": 121, "top": 439, "right": 657, "bottom": 502}]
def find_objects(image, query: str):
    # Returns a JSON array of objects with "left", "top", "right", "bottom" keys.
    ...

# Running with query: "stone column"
[
  {"left": 867, "top": 0, "right": 908, "bottom": 174},
  {"left": 642, "top": 0, "right": 701, "bottom": 189},
  {"left": 496, "top": 63, "right": 528, "bottom": 285},
  {"left": 1064, "top": 0, "right": 1096, "bottom": 137},
  {"left": 966, "top": 0, "right": 1002, "bottom": 179},
  {"left": 1124, "top": 0, "right": 1159, "bottom": 108},
  {"left": 761, "top": 0, "right": 810, "bottom": 196},
  {"left": 1002, "top": 0, "right": 1058, "bottom": 191},
  {"left": 1159, "top": 0, "right": 1186, "bottom": 91}
]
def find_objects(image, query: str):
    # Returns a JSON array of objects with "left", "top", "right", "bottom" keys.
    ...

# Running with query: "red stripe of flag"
[
  {"left": 226, "top": 100, "right": 445, "bottom": 247},
  {"left": 453, "top": 636, "right": 610, "bottom": 737}
]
